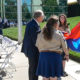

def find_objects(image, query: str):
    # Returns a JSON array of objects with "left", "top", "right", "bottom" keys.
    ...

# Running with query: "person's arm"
[
  {"left": 36, "top": 34, "right": 40, "bottom": 50},
  {"left": 60, "top": 35, "right": 69, "bottom": 61},
  {"left": 66, "top": 28, "right": 71, "bottom": 34},
  {"left": 29, "top": 26, "right": 41, "bottom": 46}
]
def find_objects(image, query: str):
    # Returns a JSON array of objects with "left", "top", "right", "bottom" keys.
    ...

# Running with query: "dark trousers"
[{"left": 28, "top": 54, "right": 39, "bottom": 80}]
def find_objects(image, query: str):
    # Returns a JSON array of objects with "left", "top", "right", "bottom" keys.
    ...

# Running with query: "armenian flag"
[{"left": 64, "top": 22, "right": 80, "bottom": 52}]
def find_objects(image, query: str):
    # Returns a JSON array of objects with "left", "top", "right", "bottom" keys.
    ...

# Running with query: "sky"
[{"left": 68, "top": 0, "right": 77, "bottom": 3}]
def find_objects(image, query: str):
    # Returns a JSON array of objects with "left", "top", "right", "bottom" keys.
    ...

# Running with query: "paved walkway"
[{"left": 1, "top": 42, "right": 80, "bottom": 80}]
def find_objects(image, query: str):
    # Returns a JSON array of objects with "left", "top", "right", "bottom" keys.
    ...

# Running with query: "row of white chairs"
[{"left": 0, "top": 35, "right": 18, "bottom": 80}]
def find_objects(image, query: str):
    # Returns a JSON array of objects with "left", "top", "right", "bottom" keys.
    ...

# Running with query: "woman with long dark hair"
[
  {"left": 59, "top": 14, "right": 70, "bottom": 77},
  {"left": 36, "top": 15, "right": 69, "bottom": 80},
  {"left": 59, "top": 14, "right": 70, "bottom": 33}
]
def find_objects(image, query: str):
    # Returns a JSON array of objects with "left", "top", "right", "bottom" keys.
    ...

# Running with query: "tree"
[
  {"left": 58, "top": 0, "right": 67, "bottom": 15},
  {"left": 42, "top": 0, "right": 67, "bottom": 19},
  {"left": 5, "top": 0, "right": 31, "bottom": 21},
  {"left": 22, "top": 2, "right": 31, "bottom": 21},
  {"left": 42, "top": 0, "right": 58, "bottom": 19},
  {"left": 5, "top": 0, "right": 17, "bottom": 21}
]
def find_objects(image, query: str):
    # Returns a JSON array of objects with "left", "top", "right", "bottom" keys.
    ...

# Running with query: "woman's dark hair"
[
  {"left": 59, "top": 14, "right": 68, "bottom": 28},
  {"left": 43, "top": 15, "right": 58, "bottom": 41}
]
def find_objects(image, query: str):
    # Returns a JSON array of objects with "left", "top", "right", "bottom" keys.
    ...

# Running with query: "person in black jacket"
[
  {"left": 0, "top": 17, "right": 3, "bottom": 35},
  {"left": 21, "top": 10, "right": 44, "bottom": 80}
]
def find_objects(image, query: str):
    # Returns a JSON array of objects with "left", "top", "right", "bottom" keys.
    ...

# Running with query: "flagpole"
[{"left": 17, "top": 0, "right": 22, "bottom": 44}]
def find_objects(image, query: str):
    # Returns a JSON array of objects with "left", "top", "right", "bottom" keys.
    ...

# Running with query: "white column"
[{"left": 17, "top": 0, "right": 22, "bottom": 44}]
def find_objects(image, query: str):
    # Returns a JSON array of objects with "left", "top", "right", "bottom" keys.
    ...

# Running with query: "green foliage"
[
  {"left": 42, "top": 0, "right": 67, "bottom": 18},
  {"left": 5, "top": 0, "right": 17, "bottom": 20},
  {"left": 42, "top": 0, "right": 57, "bottom": 6},
  {"left": 2, "top": 0, "right": 31, "bottom": 21},
  {"left": 58, "top": 0, "right": 67, "bottom": 15},
  {"left": 42, "top": 0, "right": 58, "bottom": 19},
  {"left": 22, "top": 3, "right": 31, "bottom": 20}
]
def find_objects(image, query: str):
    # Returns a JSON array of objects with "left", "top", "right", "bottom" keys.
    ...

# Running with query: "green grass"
[
  {"left": 70, "top": 50, "right": 80, "bottom": 63},
  {"left": 67, "top": 16, "right": 80, "bottom": 30},
  {"left": 3, "top": 27, "right": 18, "bottom": 40},
  {"left": 70, "top": 50, "right": 80, "bottom": 58},
  {"left": 40, "top": 22, "right": 46, "bottom": 29},
  {"left": 3, "top": 16, "right": 80, "bottom": 62},
  {"left": 3, "top": 26, "right": 26, "bottom": 40}
]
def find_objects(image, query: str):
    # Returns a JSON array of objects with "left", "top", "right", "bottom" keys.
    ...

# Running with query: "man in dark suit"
[
  {"left": 21, "top": 10, "right": 44, "bottom": 80},
  {"left": 0, "top": 17, "right": 3, "bottom": 35}
]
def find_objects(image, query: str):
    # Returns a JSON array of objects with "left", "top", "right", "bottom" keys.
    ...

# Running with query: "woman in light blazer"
[{"left": 36, "top": 15, "right": 69, "bottom": 80}]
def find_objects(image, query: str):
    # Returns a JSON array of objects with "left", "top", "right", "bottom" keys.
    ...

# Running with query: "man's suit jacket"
[
  {"left": 21, "top": 19, "right": 41, "bottom": 58},
  {"left": 0, "top": 22, "right": 3, "bottom": 35}
]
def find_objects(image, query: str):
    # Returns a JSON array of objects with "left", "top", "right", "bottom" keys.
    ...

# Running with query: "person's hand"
[{"left": 64, "top": 55, "right": 69, "bottom": 61}]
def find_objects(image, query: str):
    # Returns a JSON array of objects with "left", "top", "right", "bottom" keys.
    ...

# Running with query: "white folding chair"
[
  {"left": 0, "top": 52, "right": 13, "bottom": 78},
  {"left": 0, "top": 36, "right": 18, "bottom": 80}
]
